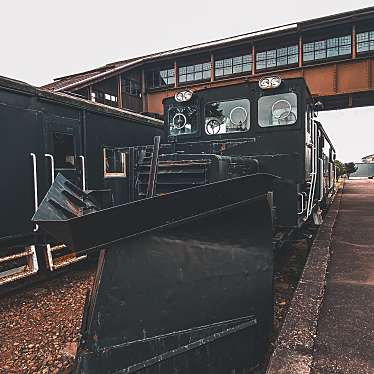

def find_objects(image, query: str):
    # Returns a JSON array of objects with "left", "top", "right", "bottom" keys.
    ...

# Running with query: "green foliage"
[
  {"left": 344, "top": 162, "right": 358, "bottom": 175},
  {"left": 335, "top": 160, "right": 346, "bottom": 179},
  {"left": 334, "top": 161, "right": 358, "bottom": 179}
]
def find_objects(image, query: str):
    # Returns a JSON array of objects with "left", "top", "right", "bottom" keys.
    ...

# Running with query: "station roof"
[{"left": 42, "top": 6, "right": 374, "bottom": 93}]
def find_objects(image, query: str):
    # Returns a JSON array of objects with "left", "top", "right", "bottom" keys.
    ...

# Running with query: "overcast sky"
[{"left": 1, "top": 0, "right": 373, "bottom": 162}]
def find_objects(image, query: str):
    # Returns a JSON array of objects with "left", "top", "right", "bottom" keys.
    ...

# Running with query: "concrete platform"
[{"left": 267, "top": 180, "right": 374, "bottom": 374}]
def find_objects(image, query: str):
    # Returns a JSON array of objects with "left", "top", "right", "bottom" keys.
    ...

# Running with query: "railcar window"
[
  {"left": 356, "top": 31, "right": 374, "bottom": 53},
  {"left": 205, "top": 99, "right": 250, "bottom": 135},
  {"left": 256, "top": 45, "right": 298, "bottom": 70},
  {"left": 258, "top": 93, "right": 297, "bottom": 127},
  {"left": 53, "top": 132, "right": 75, "bottom": 169},
  {"left": 168, "top": 103, "right": 198, "bottom": 136},
  {"left": 303, "top": 35, "right": 351, "bottom": 62},
  {"left": 103, "top": 148, "right": 127, "bottom": 177},
  {"left": 179, "top": 63, "right": 211, "bottom": 83},
  {"left": 215, "top": 54, "right": 252, "bottom": 78}
]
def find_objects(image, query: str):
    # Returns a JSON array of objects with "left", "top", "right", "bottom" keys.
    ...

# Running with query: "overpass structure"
[{"left": 43, "top": 6, "right": 374, "bottom": 114}]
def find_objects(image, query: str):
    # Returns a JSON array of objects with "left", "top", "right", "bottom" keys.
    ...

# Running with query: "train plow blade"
[{"left": 33, "top": 173, "right": 276, "bottom": 374}]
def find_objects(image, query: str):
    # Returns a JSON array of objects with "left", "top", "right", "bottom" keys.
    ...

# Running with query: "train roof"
[{"left": 0, "top": 75, "right": 163, "bottom": 128}]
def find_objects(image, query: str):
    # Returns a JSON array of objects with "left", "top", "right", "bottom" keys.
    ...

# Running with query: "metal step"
[
  {"left": 0, "top": 245, "right": 39, "bottom": 286},
  {"left": 46, "top": 244, "right": 87, "bottom": 271}
]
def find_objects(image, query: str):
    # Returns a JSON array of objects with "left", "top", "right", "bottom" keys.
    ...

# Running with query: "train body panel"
[{"left": 0, "top": 76, "right": 163, "bottom": 288}]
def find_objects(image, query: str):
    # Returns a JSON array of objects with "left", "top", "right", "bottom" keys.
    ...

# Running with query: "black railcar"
[
  {"left": 0, "top": 76, "right": 163, "bottom": 289},
  {"left": 121, "top": 77, "right": 336, "bottom": 230}
]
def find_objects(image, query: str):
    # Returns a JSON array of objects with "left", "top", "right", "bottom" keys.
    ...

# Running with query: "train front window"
[
  {"left": 168, "top": 103, "right": 198, "bottom": 136},
  {"left": 258, "top": 93, "right": 297, "bottom": 127},
  {"left": 205, "top": 99, "right": 250, "bottom": 135}
]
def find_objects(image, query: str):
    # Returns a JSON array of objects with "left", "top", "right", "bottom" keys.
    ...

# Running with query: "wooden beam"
[
  {"left": 298, "top": 35, "right": 303, "bottom": 67},
  {"left": 174, "top": 61, "right": 178, "bottom": 88},
  {"left": 117, "top": 74, "right": 123, "bottom": 108},
  {"left": 210, "top": 52, "right": 214, "bottom": 82},
  {"left": 252, "top": 44, "right": 256, "bottom": 75},
  {"left": 141, "top": 68, "right": 147, "bottom": 113}
]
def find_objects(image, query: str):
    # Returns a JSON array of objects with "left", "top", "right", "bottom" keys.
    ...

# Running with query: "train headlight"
[
  {"left": 259, "top": 76, "right": 282, "bottom": 90},
  {"left": 175, "top": 90, "right": 193, "bottom": 102}
]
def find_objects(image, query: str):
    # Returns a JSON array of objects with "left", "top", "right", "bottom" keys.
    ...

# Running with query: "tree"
[
  {"left": 335, "top": 160, "right": 346, "bottom": 180},
  {"left": 344, "top": 162, "right": 358, "bottom": 179}
]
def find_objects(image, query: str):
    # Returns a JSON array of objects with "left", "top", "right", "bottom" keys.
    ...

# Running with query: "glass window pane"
[
  {"left": 195, "top": 71, "right": 203, "bottom": 80},
  {"left": 315, "top": 40, "right": 326, "bottom": 50},
  {"left": 266, "top": 50, "right": 276, "bottom": 59},
  {"left": 242, "top": 63, "right": 251, "bottom": 72},
  {"left": 233, "top": 56, "right": 242, "bottom": 65},
  {"left": 327, "top": 38, "right": 338, "bottom": 48},
  {"left": 195, "top": 64, "right": 203, "bottom": 72},
  {"left": 303, "top": 43, "right": 314, "bottom": 53},
  {"left": 186, "top": 73, "right": 194, "bottom": 81},
  {"left": 215, "top": 68, "right": 223, "bottom": 77},
  {"left": 339, "top": 44, "right": 351, "bottom": 55},
  {"left": 288, "top": 45, "right": 298, "bottom": 55},
  {"left": 203, "top": 63, "right": 211, "bottom": 70},
  {"left": 315, "top": 50, "right": 326, "bottom": 60},
  {"left": 288, "top": 54, "right": 298, "bottom": 64},
  {"left": 277, "top": 56, "right": 287, "bottom": 66},
  {"left": 327, "top": 47, "right": 338, "bottom": 57},
  {"left": 357, "top": 32, "right": 368, "bottom": 42},
  {"left": 357, "top": 41, "right": 369, "bottom": 52},
  {"left": 303, "top": 52, "right": 314, "bottom": 61},
  {"left": 205, "top": 99, "right": 250, "bottom": 135},
  {"left": 243, "top": 54, "right": 251, "bottom": 63},
  {"left": 186, "top": 65, "right": 194, "bottom": 73},
  {"left": 370, "top": 40, "right": 374, "bottom": 50},
  {"left": 256, "top": 52, "right": 266, "bottom": 61},
  {"left": 256, "top": 60, "right": 266, "bottom": 70},
  {"left": 223, "top": 58, "right": 232, "bottom": 67},
  {"left": 278, "top": 47, "right": 287, "bottom": 56},
  {"left": 179, "top": 66, "right": 186, "bottom": 74},
  {"left": 215, "top": 60, "right": 224, "bottom": 68},
  {"left": 267, "top": 58, "right": 276, "bottom": 68},
  {"left": 233, "top": 64, "right": 243, "bottom": 74},
  {"left": 179, "top": 74, "right": 186, "bottom": 83},
  {"left": 202, "top": 70, "right": 211, "bottom": 79},
  {"left": 223, "top": 66, "right": 232, "bottom": 75},
  {"left": 258, "top": 93, "right": 298, "bottom": 127}
]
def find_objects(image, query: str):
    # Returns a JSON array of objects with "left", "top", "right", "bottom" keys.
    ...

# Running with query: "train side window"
[
  {"left": 53, "top": 132, "right": 75, "bottom": 169},
  {"left": 258, "top": 93, "right": 297, "bottom": 127},
  {"left": 205, "top": 99, "right": 250, "bottom": 135},
  {"left": 168, "top": 103, "right": 198, "bottom": 136},
  {"left": 104, "top": 148, "right": 127, "bottom": 177}
]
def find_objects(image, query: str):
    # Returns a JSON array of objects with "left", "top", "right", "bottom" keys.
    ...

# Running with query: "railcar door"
[{"left": 43, "top": 115, "right": 84, "bottom": 189}]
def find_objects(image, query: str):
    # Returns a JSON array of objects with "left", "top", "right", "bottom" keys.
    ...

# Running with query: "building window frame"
[
  {"left": 214, "top": 54, "right": 252, "bottom": 78},
  {"left": 303, "top": 35, "right": 352, "bottom": 63},
  {"left": 356, "top": 30, "right": 374, "bottom": 54},
  {"left": 178, "top": 62, "right": 211, "bottom": 84},
  {"left": 256, "top": 45, "right": 299, "bottom": 71},
  {"left": 123, "top": 78, "right": 141, "bottom": 98},
  {"left": 146, "top": 67, "right": 175, "bottom": 89}
]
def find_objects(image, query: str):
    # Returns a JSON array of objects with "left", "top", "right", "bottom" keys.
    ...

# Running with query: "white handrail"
[
  {"left": 80, "top": 155, "right": 86, "bottom": 191},
  {"left": 30, "top": 153, "right": 39, "bottom": 232},
  {"left": 44, "top": 153, "right": 55, "bottom": 183}
]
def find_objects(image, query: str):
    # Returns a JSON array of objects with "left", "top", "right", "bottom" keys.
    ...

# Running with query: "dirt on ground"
[{"left": 0, "top": 268, "right": 95, "bottom": 374}]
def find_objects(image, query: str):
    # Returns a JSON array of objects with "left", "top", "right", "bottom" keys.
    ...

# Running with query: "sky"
[{"left": 1, "top": 0, "right": 373, "bottom": 162}]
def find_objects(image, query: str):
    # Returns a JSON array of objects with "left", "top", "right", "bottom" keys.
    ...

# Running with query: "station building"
[{"left": 43, "top": 6, "right": 374, "bottom": 117}]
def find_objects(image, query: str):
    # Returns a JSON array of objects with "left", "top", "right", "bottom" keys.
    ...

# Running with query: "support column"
[
  {"left": 352, "top": 24, "right": 357, "bottom": 59},
  {"left": 298, "top": 35, "right": 303, "bottom": 67}
]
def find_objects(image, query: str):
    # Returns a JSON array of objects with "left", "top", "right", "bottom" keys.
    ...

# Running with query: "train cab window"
[
  {"left": 53, "top": 132, "right": 75, "bottom": 169},
  {"left": 103, "top": 148, "right": 127, "bottom": 177},
  {"left": 168, "top": 103, "right": 198, "bottom": 136},
  {"left": 258, "top": 93, "right": 297, "bottom": 127},
  {"left": 205, "top": 99, "right": 250, "bottom": 135}
]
